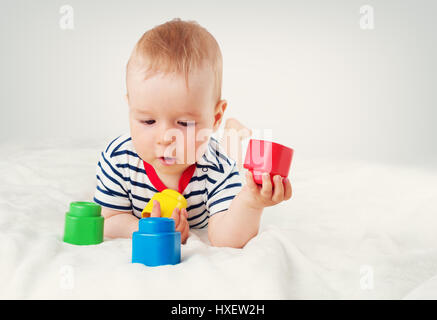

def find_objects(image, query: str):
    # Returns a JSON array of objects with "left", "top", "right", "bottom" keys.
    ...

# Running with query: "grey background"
[{"left": 0, "top": 0, "right": 436, "bottom": 167}]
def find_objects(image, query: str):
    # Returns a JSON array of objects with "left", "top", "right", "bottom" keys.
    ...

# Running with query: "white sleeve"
[{"left": 93, "top": 149, "right": 132, "bottom": 211}]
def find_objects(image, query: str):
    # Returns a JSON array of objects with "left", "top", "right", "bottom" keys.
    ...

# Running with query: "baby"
[{"left": 94, "top": 18, "right": 292, "bottom": 248}]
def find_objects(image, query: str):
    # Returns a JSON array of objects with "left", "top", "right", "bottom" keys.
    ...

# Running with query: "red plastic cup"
[{"left": 243, "top": 139, "right": 294, "bottom": 185}]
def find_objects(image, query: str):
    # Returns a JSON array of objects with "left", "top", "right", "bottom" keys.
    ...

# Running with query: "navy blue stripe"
[
  {"left": 116, "top": 163, "right": 146, "bottom": 174},
  {"left": 101, "top": 158, "right": 158, "bottom": 193},
  {"left": 131, "top": 193, "right": 150, "bottom": 203},
  {"left": 105, "top": 135, "right": 122, "bottom": 153},
  {"left": 96, "top": 185, "right": 113, "bottom": 197},
  {"left": 190, "top": 174, "right": 217, "bottom": 184},
  {"left": 198, "top": 222, "right": 208, "bottom": 229},
  {"left": 99, "top": 165, "right": 157, "bottom": 194},
  {"left": 129, "top": 178, "right": 158, "bottom": 193},
  {"left": 187, "top": 201, "right": 205, "bottom": 212},
  {"left": 209, "top": 182, "right": 242, "bottom": 199},
  {"left": 112, "top": 150, "right": 140, "bottom": 158},
  {"left": 208, "top": 143, "right": 231, "bottom": 166},
  {"left": 132, "top": 204, "right": 143, "bottom": 213},
  {"left": 202, "top": 154, "right": 218, "bottom": 167},
  {"left": 93, "top": 197, "right": 132, "bottom": 211},
  {"left": 200, "top": 152, "right": 223, "bottom": 172},
  {"left": 97, "top": 175, "right": 130, "bottom": 197},
  {"left": 96, "top": 165, "right": 129, "bottom": 194},
  {"left": 208, "top": 170, "right": 240, "bottom": 200},
  {"left": 210, "top": 136, "right": 220, "bottom": 146},
  {"left": 96, "top": 184, "right": 129, "bottom": 199},
  {"left": 101, "top": 152, "right": 126, "bottom": 182},
  {"left": 184, "top": 189, "right": 206, "bottom": 200},
  {"left": 97, "top": 163, "right": 128, "bottom": 193},
  {"left": 197, "top": 163, "right": 224, "bottom": 174},
  {"left": 110, "top": 136, "right": 132, "bottom": 157},
  {"left": 209, "top": 195, "right": 236, "bottom": 209},
  {"left": 188, "top": 208, "right": 207, "bottom": 221},
  {"left": 190, "top": 214, "right": 209, "bottom": 228}
]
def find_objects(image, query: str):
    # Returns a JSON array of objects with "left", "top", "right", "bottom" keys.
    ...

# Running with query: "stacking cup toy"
[
  {"left": 142, "top": 189, "right": 187, "bottom": 218},
  {"left": 132, "top": 217, "right": 181, "bottom": 267},
  {"left": 243, "top": 139, "right": 294, "bottom": 185},
  {"left": 63, "top": 202, "right": 104, "bottom": 245}
]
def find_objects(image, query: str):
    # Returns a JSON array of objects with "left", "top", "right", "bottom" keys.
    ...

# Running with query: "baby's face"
[{"left": 127, "top": 66, "right": 222, "bottom": 176}]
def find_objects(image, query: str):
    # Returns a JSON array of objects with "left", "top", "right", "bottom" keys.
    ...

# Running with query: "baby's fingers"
[
  {"left": 180, "top": 208, "right": 188, "bottom": 221},
  {"left": 179, "top": 211, "right": 190, "bottom": 244},
  {"left": 271, "top": 175, "right": 284, "bottom": 203},
  {"left": 245, "top": 171, "right": 259, "bottom": 192},
  {"left": 260, "top": 172, "right": 273, "bottom": 200},
  {"left": 181, "top": 225, "right": 189, "bottom": 244},
  {"left": 150, "top": 200, "right": 161, "bottom": 217},
  {"left": 171, "top": 208, "right": 181, "bottom": 228},
  {"left": 283, "top": 178, "right": 292, "bottom": 200}
]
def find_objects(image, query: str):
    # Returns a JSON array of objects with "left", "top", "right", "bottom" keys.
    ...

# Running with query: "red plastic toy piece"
[{"left": 243, "top": 139, "right": 294, "bottom": 185}]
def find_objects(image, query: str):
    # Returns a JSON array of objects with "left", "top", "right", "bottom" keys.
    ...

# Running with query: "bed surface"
[{"left": 1, "top": 139, "right": 436, "bottom": 299}]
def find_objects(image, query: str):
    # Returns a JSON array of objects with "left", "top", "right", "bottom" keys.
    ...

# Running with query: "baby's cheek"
[
  {"left": 183, "top": 139, "right": 197, "bottom": 163},
  {"left": 194, "top": 142, "right": 208, "bottom": 162},
  {"left": 177, "top": 129, "right": 193, "bottom": 161},
  {"left": 131, "top": 130, "right": 155, "bottom": 160}
]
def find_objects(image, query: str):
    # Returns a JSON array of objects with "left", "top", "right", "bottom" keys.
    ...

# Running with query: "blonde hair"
[{"left": 126, "top": 18, "right": 223, "bottom": 103}]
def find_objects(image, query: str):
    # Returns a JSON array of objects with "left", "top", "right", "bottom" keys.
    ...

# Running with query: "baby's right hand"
[{"left": 150, "top": 200, "right": 190, "bottom": 244}]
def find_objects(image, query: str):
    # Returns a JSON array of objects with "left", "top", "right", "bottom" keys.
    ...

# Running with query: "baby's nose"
[
  {"left": 158, "top": 135, "right": 172, "bottom": 145},
  {"left": 157, "top": 128, "right": 177, "bottom": 145}
]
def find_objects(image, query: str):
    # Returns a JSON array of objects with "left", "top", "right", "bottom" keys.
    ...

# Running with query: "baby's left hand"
[
  {"left": 150, "top": 200, "right": 190, "bottom": 244},
  {"left": 170, "top": 207, "right": 189, "bottom": 244},
  {"left": 241, "top": 171, "right": 292, "bottom": 209}
]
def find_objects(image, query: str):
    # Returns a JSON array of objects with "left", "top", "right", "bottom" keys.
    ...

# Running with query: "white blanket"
[{"left": 1, "top": 139, "right": 436, "bottom": 299}]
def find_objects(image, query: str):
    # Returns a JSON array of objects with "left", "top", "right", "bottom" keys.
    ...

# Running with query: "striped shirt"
[{"left": 93, "top": 133, "right": 243, "bottom": 229}]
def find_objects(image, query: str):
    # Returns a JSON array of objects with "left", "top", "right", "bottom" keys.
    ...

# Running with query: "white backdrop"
[{"left": 0, "top": 0, "right": 436, "bottom": 167}]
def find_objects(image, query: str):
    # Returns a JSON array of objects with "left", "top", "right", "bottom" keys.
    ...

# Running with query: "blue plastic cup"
[{"left": 132, "top": 217, "right": 181, "bottom": 267}]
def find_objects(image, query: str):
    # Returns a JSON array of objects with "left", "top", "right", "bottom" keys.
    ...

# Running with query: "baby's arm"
[
  {"left": 208, "top": 171, "right": 292, "bottom": 248},
  {"left": 208, "top": 190, "right": 263, "bottom": 248},
  {"left": 101, "top": 207, "right": 139, "bottom": 238}
]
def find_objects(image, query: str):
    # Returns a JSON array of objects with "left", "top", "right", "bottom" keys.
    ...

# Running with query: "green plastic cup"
[{"left": 63, "top": 202, "right": 104, "bottom": 245}]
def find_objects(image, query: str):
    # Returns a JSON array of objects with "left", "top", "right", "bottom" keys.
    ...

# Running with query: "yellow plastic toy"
[{"left": 142, "top": 189, "right": 187, "bottom": 218}]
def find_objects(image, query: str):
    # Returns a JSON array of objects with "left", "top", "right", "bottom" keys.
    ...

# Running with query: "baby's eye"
[
  {"left": 141, "top": 120, "right": 155, "bottom": 125},
  {"left": 178, "top": 120, "right": 195, "bottom": 127}
]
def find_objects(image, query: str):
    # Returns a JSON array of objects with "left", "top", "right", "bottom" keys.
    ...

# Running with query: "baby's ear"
[
  {"left": 213, "top": 99, "right": 227, "bottom": 131},
  {"left": 124, "top": 93, "right": 129, "bottom": 104}
]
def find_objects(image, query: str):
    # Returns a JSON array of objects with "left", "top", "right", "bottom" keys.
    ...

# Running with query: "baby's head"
[{"left": 126, "top": 18, "right": 226, "bottom": 176}]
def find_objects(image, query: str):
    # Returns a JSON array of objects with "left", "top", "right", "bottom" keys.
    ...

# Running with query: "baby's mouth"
[{"left": 158, "top": 156, "right": 177, "bottom": 166}]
